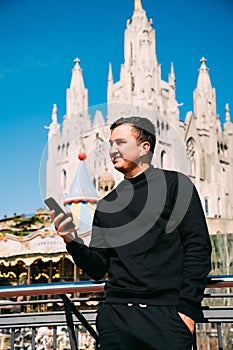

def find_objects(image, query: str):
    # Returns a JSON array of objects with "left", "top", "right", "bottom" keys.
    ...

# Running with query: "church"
[{"left": 45, "top": 0, "right": 233, "bottom": 232}]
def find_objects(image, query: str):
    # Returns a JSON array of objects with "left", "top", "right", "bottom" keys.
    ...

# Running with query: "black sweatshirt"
[{"left": 67, "top": 166, "right": 212, "bottom": 320}]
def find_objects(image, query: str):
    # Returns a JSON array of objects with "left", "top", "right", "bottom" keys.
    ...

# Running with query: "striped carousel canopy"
[{"left": 64, "top": 153, "right": 100, "bottom": 239}]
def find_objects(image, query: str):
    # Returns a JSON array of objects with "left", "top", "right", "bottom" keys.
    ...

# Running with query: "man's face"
[{"left": 109, "top": 123, "right": 142, "bottom": 174}]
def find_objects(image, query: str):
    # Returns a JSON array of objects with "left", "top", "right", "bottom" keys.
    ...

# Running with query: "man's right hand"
[{"left": 51, "top": 210, "right": 78, "bottom": 243}]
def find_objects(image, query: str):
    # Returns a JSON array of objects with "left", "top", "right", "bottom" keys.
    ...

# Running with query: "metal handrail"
[
  {"left": 0, "top": 275, "right": 232, "bottom": 298},
  {"left": 0, "top": 276, "right": 233, "bottom": 350},
  {"left": 0, "top": 280, "right": 106, "bottom": 298}
]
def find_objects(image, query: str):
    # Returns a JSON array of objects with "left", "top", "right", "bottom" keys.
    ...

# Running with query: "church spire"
[
  {"left": 52, "top": 103, "right": 58, "bottom": 123},
  {"left": 224, "top": 103, "right": 233, "bottom": 135},
  {"left": 108, "top": 62, "right": 113, "bottom": 82},
  {"left": 225, "top": 103, "right": 230, "bottom": 123},
  {"left": 66, "top": 57, "right": 89, "bottom": 117},
  {"left": 196, "top": 57, "right": 212, "bottom": 93},
  {"left": 193, "top": 57, "right": 217, "bottom": 123},
  {"left": 108, "top": 63, "right": 114, "bottom": 104},
  {"left": 47, "top": 104, "right": 60, "bottom": 138},
  {"left": 70, "top": 57, "right": 85, "bottom": 90},
  {"left": 134, "top": 0, "right": 143, "bottom": 12},
  {"left": 169, "top": 62, "right": 175, "bottom": 85}
]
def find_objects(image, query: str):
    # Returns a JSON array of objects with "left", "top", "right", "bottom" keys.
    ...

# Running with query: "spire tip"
[{"left": 134, "top": 0, "right": 143, "bottom": 12}]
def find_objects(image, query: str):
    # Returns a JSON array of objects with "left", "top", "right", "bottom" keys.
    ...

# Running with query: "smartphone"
[{"left": 44, "top": 196, "right": 75, "bottom": 230}]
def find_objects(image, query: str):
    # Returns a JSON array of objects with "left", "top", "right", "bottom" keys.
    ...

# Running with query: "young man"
[{"left": 52, "top": 116, "right": 212, "bottom": 350}]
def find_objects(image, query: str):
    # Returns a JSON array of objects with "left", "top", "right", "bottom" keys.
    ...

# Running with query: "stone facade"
[{"left": 45, "top": 0, "right": 233, "bottom": 225}]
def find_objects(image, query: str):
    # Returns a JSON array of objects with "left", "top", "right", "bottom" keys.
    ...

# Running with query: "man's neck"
[{"left": 124, "top": 163, "right": 150, "bottom": 179}]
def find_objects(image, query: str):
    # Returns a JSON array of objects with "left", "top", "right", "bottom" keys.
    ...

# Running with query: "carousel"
[{"left": 0, "top": 153, "right": 100, "bottom": 288}]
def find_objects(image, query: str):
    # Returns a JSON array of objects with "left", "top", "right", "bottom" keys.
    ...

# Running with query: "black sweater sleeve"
[
  {"left": 66, "top": 210, "right": 109, "bottom": 281},
  {"left": 171, "top": 173, "right": 212, "bottom": 320},
  {"left": 66, "top": 241, "right": 109, "bottom": 281}
]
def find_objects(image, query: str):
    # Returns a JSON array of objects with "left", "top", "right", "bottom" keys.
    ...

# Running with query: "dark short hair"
[{"left": 110, "top": 116, "right": 156, "bottom": 160}]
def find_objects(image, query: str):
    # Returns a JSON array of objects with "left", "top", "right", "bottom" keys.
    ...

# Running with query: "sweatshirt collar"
[{"left": 124, "top": 165, "right": 154, "bottom": 184}]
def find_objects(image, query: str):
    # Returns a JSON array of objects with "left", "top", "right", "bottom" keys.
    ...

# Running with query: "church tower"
[
  {"left": 46, "top": 59, "right": 92, "bottom": 205},
  {"left": 223, "top": 104, "right": 233, "bottom": 216},
  {"left": 107, "top": 0, "right": 180, "bottom": 134},
  {"left": 184, "top": 58, "right": 233, "bottom": 218}
]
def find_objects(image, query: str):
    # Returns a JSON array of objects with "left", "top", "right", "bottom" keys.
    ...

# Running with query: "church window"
[
  {"left": 156, "top": 120, "right": 160, "bottom": 136},
  {"left": 161, "top": 150, "right": 169, "bottom": 169},
  {"left": 62, "top": 144, "right": 65, "bottom": 155},
  {"left": 217, "top": 141, "right": 228, "bottom": 158},
  {"left": 224, "top": 144, "right": 228, "bottom": 158},
  {"left": 131, "top": 74, "right": 135, "bottom": 92},
  {"left": 66, "top": 142, "right": 70, "bottom": 156},
  {"left": 186, "top": 138, "right": 196, "bottom": 178},
  {"left": 217, "top": 197, "right": 221, "bottom": 218},
  {"left": 62, "top": 169, "right": 67, "bottom": 191},
  {"left": 130, "top": 42, "right": 133, "bottom": 63},
  {"left": 204, "top": 198, "right": 209, "bottom": 216}
]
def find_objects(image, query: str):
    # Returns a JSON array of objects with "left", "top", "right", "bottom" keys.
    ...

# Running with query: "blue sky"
[{"left": 0, "top": 0, "right": 233, "bottom": 218}]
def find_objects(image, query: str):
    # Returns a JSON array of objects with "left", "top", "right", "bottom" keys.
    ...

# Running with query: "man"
[{"left": 52, "top": 116, "right": 212, "bottom": 350}]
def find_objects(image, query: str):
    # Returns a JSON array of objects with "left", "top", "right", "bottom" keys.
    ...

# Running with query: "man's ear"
[{"left": 140, "top": 141, "right": 150, "bottom": 156}]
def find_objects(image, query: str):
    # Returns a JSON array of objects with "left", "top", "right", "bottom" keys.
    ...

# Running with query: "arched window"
[
  {"left": 66, "top": 142, "right": 70, "bottom": 156},
  {"left": 161, "top": 150, "right": 166, "bottom": 168},
  {"left": 62, "top": 169, "right": 67, "bottom": 191},
  {"left": 204, "top": 198, "right": 209, "bottom": 216},
  {"left": 217, "top": 197, "right": 221, "bottom": 218},
  {"left": 161, "top": 150, "right": 170, "bottom": 169},
  {"left": 62, "top": 144, "right": 65, "bottom": 157},
  {"left": 186, "top": 138, "right": 196, "bottom": 178}
]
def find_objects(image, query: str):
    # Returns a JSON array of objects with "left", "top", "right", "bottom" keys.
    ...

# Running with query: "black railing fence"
[{"left": 0, "top": 276, "right": 232, "bottom": 350}]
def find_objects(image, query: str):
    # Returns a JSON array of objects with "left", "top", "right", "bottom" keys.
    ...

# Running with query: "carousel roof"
[
  {"left": 0, "top": 224, "right": 91, "bottom": 266},
  {"left": 0, "top": 153, "right": 99, "bottom": 266},
  {"left": 64, "top": 152, "right": 100, "bottom": 205},
  {"left": 64, "top": 152, "right": 100, "bottom": 236}
]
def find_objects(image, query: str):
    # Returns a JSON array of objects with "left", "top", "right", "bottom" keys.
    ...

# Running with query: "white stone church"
[{"left": 45, "top": 0, "right": 233, "bottom": 232}]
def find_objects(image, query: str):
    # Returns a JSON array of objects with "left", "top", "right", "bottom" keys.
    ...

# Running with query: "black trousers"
[{"left": 96, "top": 303, "right": 194, "bottom": 350}]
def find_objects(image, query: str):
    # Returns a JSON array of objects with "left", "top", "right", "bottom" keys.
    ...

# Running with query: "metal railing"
[{"left": 0, "top": 276, "right": 232, "bottom": 350}]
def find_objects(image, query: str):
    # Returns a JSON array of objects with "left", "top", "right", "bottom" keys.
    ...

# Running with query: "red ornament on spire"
[{"left": 78, "top": 152, "right": 87, "bottom": 160}]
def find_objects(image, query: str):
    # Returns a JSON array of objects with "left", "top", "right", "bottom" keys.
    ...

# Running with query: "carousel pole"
[
  {"left": 74, "top": 263, "right": 77, "bottom": 281},
  {"left": 49, "top": 260, "right": 52, "bottom": 283},
  {"left": 27, "top": 265, "right": 31, "bottom": 312},
  {"left": 27, "top": 265, "right": 31, "bottom": 285}
]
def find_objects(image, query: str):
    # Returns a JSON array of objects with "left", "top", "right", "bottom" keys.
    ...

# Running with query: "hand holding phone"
[{"left": 44, "top": 197, "right": 75, "bottom": 231}]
